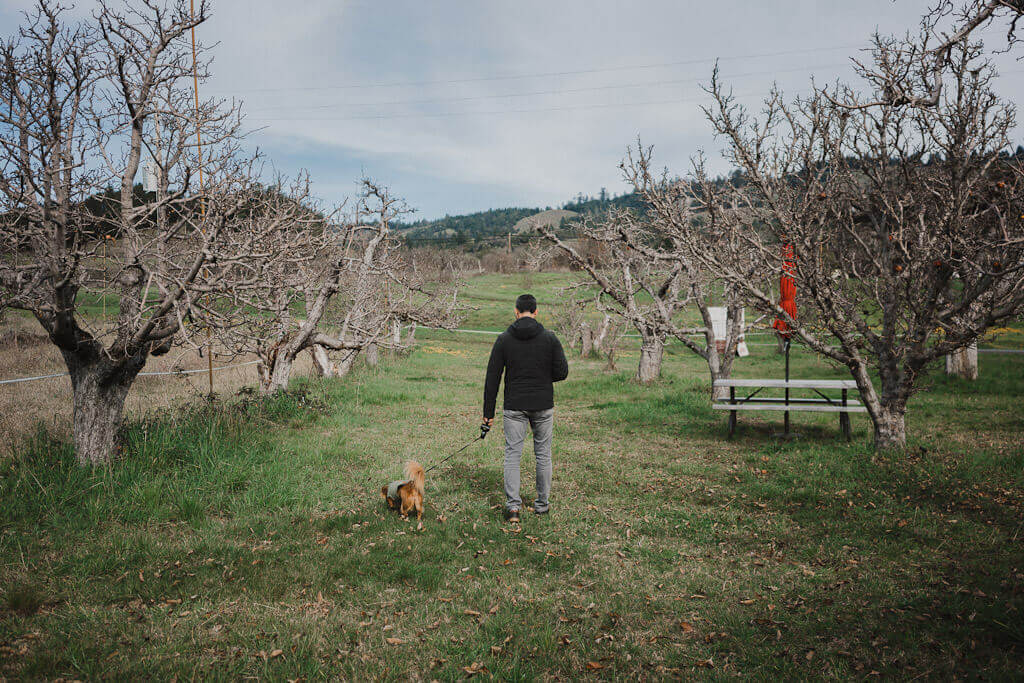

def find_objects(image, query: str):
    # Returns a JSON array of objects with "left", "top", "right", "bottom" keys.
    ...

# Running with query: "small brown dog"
[{"left": 381, "top": 461, "right": 425, "bottom": 529}]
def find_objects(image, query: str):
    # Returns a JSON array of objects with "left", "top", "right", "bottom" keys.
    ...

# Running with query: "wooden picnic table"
[{"left": 712, "top": 378, "right": 866, "bottom": 440}]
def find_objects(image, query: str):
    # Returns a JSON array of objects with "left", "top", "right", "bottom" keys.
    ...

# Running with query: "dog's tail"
[{"left": 404, "top": 460, "right": 425, "bottom": 496}]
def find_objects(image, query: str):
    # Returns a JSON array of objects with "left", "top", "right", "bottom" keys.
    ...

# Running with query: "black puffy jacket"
[{"left": 483, "top": 317, "right": 569, "bottom": 419}]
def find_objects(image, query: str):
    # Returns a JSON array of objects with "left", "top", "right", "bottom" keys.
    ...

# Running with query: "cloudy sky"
[{"left": 2, "top": 1, "right": 1022, "bottom": 219}]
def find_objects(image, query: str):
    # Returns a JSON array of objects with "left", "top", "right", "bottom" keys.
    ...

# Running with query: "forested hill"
[
  {"left": 399, "top": 144, "right": 1024, "bottom": 244},
  {"left": 396, "top": 189, "right": 646, "bottom": 243}
]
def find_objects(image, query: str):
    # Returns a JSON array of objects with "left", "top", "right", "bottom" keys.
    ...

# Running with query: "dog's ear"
[{"left": 381, "top": 485, "right": 388, "bottom": 498}]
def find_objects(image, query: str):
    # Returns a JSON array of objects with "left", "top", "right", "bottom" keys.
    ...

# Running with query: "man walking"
[{"left": 482, "top": 294, "right": 569, "bottom": 522}]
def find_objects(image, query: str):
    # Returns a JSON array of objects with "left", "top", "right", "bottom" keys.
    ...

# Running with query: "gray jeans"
[{"left": 502, "top": 408, "right": 553, "bottom": 512}]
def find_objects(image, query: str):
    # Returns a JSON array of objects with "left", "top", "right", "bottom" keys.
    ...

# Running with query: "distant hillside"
[
  {"left": 397, "top": 189, "right": 644, "bottom": 245},
  {"left": 397, "top": 207, "right": 541, "bottom": 243},
  {"left": 512, "top": 209, "right": 577, "bottom": 234}
]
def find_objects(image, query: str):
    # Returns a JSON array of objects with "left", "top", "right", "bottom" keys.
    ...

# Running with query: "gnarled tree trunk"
[
  {"left": 308, "top": 343, "right": 337, "bottom": 378},
  {"left": 336, "top": 349, "right": 359, "bottom": 378},
  {"left": 636, "top": 334, "right": 664, "bottom": 384},
  {"left": 64, "top": 354, "right": 144, "bottom": 465},
  {"left": 707, "top": 338, "right": 738, "bottom": 400},
  {"left": 604, "top": 346, "right": 617, "bottom": 372},
  {"left": 708, "top": 363, "right": 731, "bottom": 401},
  {"left": 873, "top": 403, "right": 907, "bottom": 450},
  {"left": 851, "top": 361, "right": 907, "bottom": 450},
  {"left": 258, "top": 337, "right": 301, "bottom": 395},
  {"left": 580, "top": 323, "right": 593, "bottom": 358},
  {"left": 260, "top": 353, "right": 295, "bottom": 395}
]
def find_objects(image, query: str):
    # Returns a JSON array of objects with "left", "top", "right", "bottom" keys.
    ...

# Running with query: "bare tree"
[
  {"left": 542, "top": 215, "right": 721, "bottom": 384},
  {"left": 684, "top": 37, "right": 1023, "bottom": 449},
  {"left": 926, "top": 1, "right": 1023, "bottom": 56},
  {"left": 552, "top": 295, "right": 586, "bottom": 351},
  {"left": 233, "top": 180, "right": 393, "bottom": 393},
  {"left": 541, "top": 179, "right": 749, "bottom": 391},
  {"left": 591, "top": 312, "right": 614, "bottom": 355},
  {"left": 615, "top": 146, "right": 752, "bottom": 397},
  {"left": 0, "top": 1, "right": 264, "bottom": 464},
  {"left": 213, "top": 178, "right": 461, "bottom": 394},
  {"left": 830, "top": 2, "right": 1023, "bottom": 113},
  {"left": 307, "top": 184, "right": 463, "bottom": 381},
  {"left": 201, "top": 173, "right": 343, "bottom": 391},
  {"left": 602, "top": 318, "right": 626, "bottom": 372}
]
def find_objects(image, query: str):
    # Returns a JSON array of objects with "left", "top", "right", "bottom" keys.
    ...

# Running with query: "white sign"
[{"left": 709, "top": 306, "right": 749, "bottom": 357}]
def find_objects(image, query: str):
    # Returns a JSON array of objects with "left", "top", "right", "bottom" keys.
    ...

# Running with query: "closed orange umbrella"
[
  {"left": 772, "top": 243, "right": 797, "bottom": 337},
  {"left": 772, "top": 243, "right": 797, "bottom": 437}
]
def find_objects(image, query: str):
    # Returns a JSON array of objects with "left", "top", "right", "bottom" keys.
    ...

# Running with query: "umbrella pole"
[{"left": 784, "top": 339, "right": 791, "bottom": 437}]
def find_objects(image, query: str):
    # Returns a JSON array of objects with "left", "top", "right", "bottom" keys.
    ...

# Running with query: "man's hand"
[
  {"left": 482, "top": 417, "right": 494, "bottom": 427},
  {"left": 480, "top": 417, "right": 493, "bottom": 439}
]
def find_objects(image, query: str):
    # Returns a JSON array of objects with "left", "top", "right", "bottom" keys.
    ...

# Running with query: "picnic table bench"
[{"left": 712, "top": 378, "right": 867, "bottom": 440}]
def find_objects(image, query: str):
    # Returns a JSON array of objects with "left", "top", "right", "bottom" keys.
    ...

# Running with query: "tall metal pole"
[
  {"left": 784, "top": 339, "right": 791, "bottom": 436},
  {"left": 189, "top": 0, "right": 213, "bottom": 397}
]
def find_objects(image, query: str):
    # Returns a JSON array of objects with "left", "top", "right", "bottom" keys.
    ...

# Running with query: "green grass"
[{"left": 1, "top": 272, "right": 1022, "bottom": 679}]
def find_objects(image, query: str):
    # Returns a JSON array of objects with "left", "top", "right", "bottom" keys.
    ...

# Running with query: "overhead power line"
[
  {"left": 241, "top": 64, "right": 1024, "bottom": 123},
  {"left": 245, "top": 62, "right": 853, "bottom": 113},
  {"left": 243, "top": 88, "right": 796, "bottom": 123},
  {"left": 212, "top": 43, "right": 864, "bottom": 95}
]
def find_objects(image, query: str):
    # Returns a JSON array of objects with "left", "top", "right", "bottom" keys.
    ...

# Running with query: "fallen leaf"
[
  {"left": 269, "top": 649, "right": 284, "bottom": 659},
  {"left": 464, "top": 609, "right": 482, "bottom": 617},
  {"left": 695, "top": 658, "right": 714, "bottom": 668},
  {"left": 586, "top": 662, "right": 604, "bottom": 670},
  {"left": 739, "top": 598, "right": 756, "bottom": 605},
  {"left": 679, "top": 621, "right": 694, "bottom": 633},
  {"left": 462, "top": 662, "right": 488, "bottom": 676},
  {"left": 385, "top": 637, "right": 403, "bottom": 645}
]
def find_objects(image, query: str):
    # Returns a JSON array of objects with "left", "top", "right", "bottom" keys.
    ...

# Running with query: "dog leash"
[{"left": 423, "top": 423, "right": 491, "bottom": 474}]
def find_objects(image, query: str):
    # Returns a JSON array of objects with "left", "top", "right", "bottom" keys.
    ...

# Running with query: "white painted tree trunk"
[
  {"left": 308, "top": 344, "right": 337, "bottom": 378},
  {"left": 580, "top": 323, "right": 593, "bottom": 358},
  {"left": 592, "top": 314, "right": 611, "bottom": 354},
  {"left": 336, "top": 349, "right": 359, "bottom": 377},
  {"left": 365, "top": 342, "right": 379, "bottom": 367},
  {"left": 636, "top": 336, "right": 664, "bottom": 384},
  {"left": 945, "top": 344, "right": 978, "bottom": 380},
  {"left": 406, "top": 322, "right": 417, "bottom": 348},
  {"left": 391, "top": 320, "right": 401, "bottom": 347}
]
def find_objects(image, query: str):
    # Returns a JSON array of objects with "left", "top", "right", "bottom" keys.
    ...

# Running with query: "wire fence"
[
  {"left": 1, "top": 328, "right": 1020, "bottom": 386},
  {"left": 0, "top": 360, "right": 260, "bottom": 387}
]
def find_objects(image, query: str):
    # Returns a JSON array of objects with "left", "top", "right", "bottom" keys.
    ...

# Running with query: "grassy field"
[{"left": 1, "top": 272, "right": 1022, "bottom": 679}]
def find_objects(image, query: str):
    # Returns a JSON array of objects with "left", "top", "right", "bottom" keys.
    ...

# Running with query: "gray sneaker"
[{"left": 503, "top": 508, "right": 520, "bottom": 523}]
